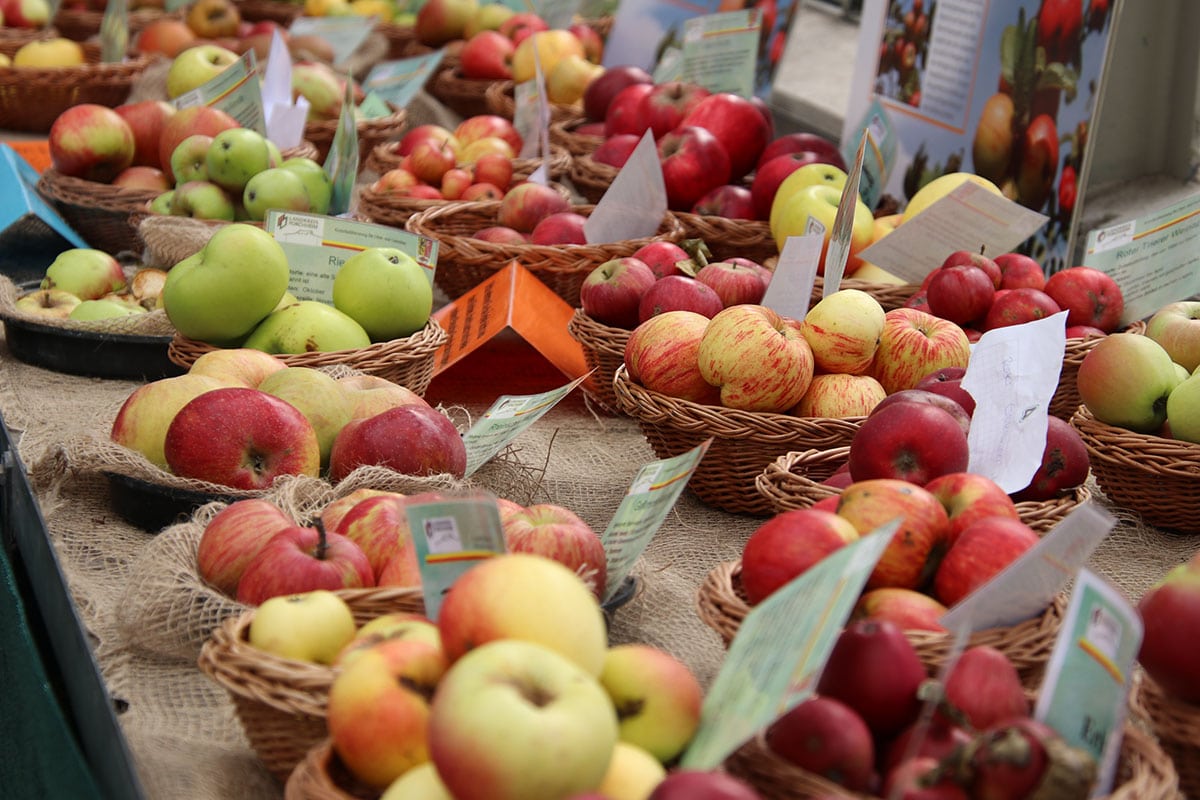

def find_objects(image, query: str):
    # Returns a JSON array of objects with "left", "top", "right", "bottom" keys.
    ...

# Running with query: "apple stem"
[{"left": 315, "top": 518, "right": 329, "bottom": 561}]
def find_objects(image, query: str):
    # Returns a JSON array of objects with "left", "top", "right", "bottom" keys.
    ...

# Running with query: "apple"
[
  {"left": 437, "top": 553, "right": 609, "bottom": 675},
  {"left": 111, "top": 166, "right": 171, "bottom": 192},
  {"left": 939, "top": 249, "right": 1002, "bottom": 288},
  {"left": 454, "top": 114, "right": 521, "bottom": 153},
  {"left": 380, "top": 762, "right": 453, "bottom": 799},
  {"left": 409, "top": 137, "right": 458, "bottom": 184},
  {"left": 327, "top": 638, "right": 448, "bottom": 789},
  {"left": 657, "top": 125, "right": 731, "bottom": 213},
  {"left": 771, "top": 182, "right": 875, "bottom": 275},
  {"left": 693, "top": 261, "right": 767, "bottom": 307},
  {"left": 459, "top": 30, "right": 514, "bottom": 80},
  {"left": 1012, "top": 416, "right": 1090, "bottom": 500},
  {"left": 739, "top": 508, "right": 859, "bottom": 604},
  {"left": 604, "top": 83, "right": 655, "bottom": 138},
  {"left": 579, "top": 257, "right": 657, "bottom": 329},
  {"left": 793, "top": 373, "right": 887, "bottom": 418},
  {"left": 279, "top": 157, "right": 333, "bottom": 215},
  {"left": 236, "top": 521, "right": 374, "bottom": 605},
  {"left": 914, "top": 366, "right": 976, "bottom": 416},
  {"left": 1076, "top": 332, "right": 1181, "bottom": 432},
  {"left": 328, "top": 404, "right": 466, "bottom": 483},
  {"left": 335, "top": 613, "right": 440, "bottom": 666},
  {"left": 196, "top": 498, "right": 296, "bottom": 596},
  {"left": 1065, "top": 324, "right": 1107, "bottom": 339},
  {"left": 185, "top": 0, "right": 240, "bottom": 38},
  {"left": 1136, "top": 552, "right": 1200, "bottom": 703},
  {"left": 691, "top": 184, "right": 755, "bottom": 220},
  {"left": 836, "top": 477, "right": 951, "bottom": 591},
  {"left": 942, "top": 645, "right": 1030, "bottom": 731},
  {"left": 13, "top": 289, "right": 81, "bottom": 319},
  {"left": 530, "top": 211, "right": 589, "bottom": 246},
  {"left": 503, "top": 503, "right": 607, "bottom": 598},
  {"left": 188, "top": 348, "right": 287, "bottom": 388},
  {"left": 69, "top": 299, "right": 145, "bottom": 321},
  {"left": 816, "top": 619, "right": 926, "bottom": 738},
  {"left": 925, "top": 264, "right": 995, "bottom": 325},
  {"left": 163, "top": 387, "right": 321, "bottom": 488},
  {"left": 598, "top": 644, "right": 703, "bottom": 764},
  {"left": 852, "top": 587, "right": 948, "bottom": 632},
  {"left": 332, "top": 247, "right": 432, "bottom": 341},
  {"left": 168, "top": 179, "right": 235, "bottom": 221},
  {"left": 883, "top": 756, "right": 969, "bottom": 800},
  {"left": 1167, "top": 372, "right": 1200, "bottom": 443},
  {"left": 800, "top": 288, "right": 887, "bottom": 374},
  {"left": 204, "top": 127, "right": 272, "bottom": 194},
  {"left": 900, "top": 172, "right": 1004, "bottom": 224},
  {"left": 678, "top": 92, "right": 771, "bottom": 182},
  {"left": 751, "top": 152, "right": 841, "bottom": 221},
  {"left": 933, "top": 516, "right": 1040, "bottom": 606},
  {"left": 639, "top": 81, "right": 711, "bottom": 140},
  {"left": 398, "top": 124, "right": 459, "bottom": 157},
  {"left": 756, "top": 132, "right": 846, "bottom": 173},
  {"left": 510, "top": 28, "right": 584, "bottom": 84},
  {"left": 256, "top": 367, "right": 352, "bottom": 468},
  {"left": 427, "top": 639, "right": 618, "bottom": 800},
  {"left": 48, "top": 104, "right": 135, "bottom": 183},
  {"left": 583, "top": 65, "right": 653, "bottom": 123},
  {"left": 1016, "top": 113, "right": 1058, "bottom": 210},
  {"left": 242, "top": 300, "right": 371, "bottom": 354},
  {"left": 415, "top": 0, "right": 477, "bottom": 46},
  {"left": 994, "top": 252, "right": 1046, "bottom": 291},
  {"left": 624, "top": 310, "right": 722, "bottom": 404},
  {"left": 871, "top": 308, "right": 973, "bottom": 395},
  {"left": 848, "top": 400, "right": 969, "bottom": 484},
  {"left": 697, "top": 304, "right": 815, "bottom": 412},
  {"left": 0, "top": 0, "right": 50, "bottom": 28},
  {"left": 472, "top": 152, "right": 513, "bottom": 191},
  {"left": 333, "top": 492, "right": 416, "bottom": 579},
  {"left": 162, "top": 223, "right": 289, "bottom": 345},
  {"left": 463, "top": 2, "right": 514, "bottom": 37},
  {"left": 1042, "top": 266, "right": 1125, "bottom": 332},
  {"left": 767, "top": 162, "right": 848, "bottom": 234},
  {"left": 337, "top": 375, "right": 428, "bottom": 422},
  {"left": 246, "top": 589, "right": 357, "bottom": 663},
  {"left": 472, "top": 225, "right": 528, "bottom": 243},
  {"left": 40, "top": 248, "right": 125, "bottom": 300},
  {"left": 110, "top": 374, "right": 228, "bottom": 468},
  {"left": 135, "top": 18, "right": 197, "bottom": 58},
  {"left": 113, "top": 100, "right": 176, "bottom": 171},
  {"left": 242, "top": 167, "right": 312, "bottom": 220},
  {"left": 158, "top": 105, "right": 241, "bottom": 184},
  {"left": 593, "top": 742, "right": 666, "bottom": 799},
  {"left": 440, "top": 168, "right": 473, "bottom": 200},
  {"left": 166, "top": 43, "right": 239, "bottom": 99},
  {"left": 497, "top": 182, "right": 571, "bottom": 233},
  {"left": 1145, "top": 300, "right": 1200, "bottom": 372},
  {"left": 168, "top": 134, "right": 213, "bottom": 184},
  {"left": 764, "top": 696, "right": 875, "bottom": 792},
  {"left": 882, "top": 718, "right": 973, "bottom": 774},
  {"left": 546, "top": 54, "right": 604, "bottom": 106},
  {"left": 923, "top": 471, "right": 1020, "bottom": 544},
  {"left": 632, "top": 241, "right": 695, "bottom": 280},
  {"left": 637, "top": 275, "right": 724, "bottom": 323},
  {"left": 292, "top": 61, "right": 346, "bottom": 120},
  {"left": 647, "top": 770, "right": 762, "bottom": 799},
  {"left": 981, "top": 286, "right": 1062, "bottom": 330}
]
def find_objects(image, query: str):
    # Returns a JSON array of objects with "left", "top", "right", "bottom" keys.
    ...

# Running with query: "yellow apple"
[
  {"left": 247, "top": 589, "right": 358, "bottom": 664},
  {"left": 13, "top": 38, "right": 85, "bottom": 68},
  {"left": 594, "top": 742, "right": 666, "bottom": 799},
  {"left": 187, "top": 347, "right": 289, "bottom": 387},
  {"left": 768, "top": 162, "right": 849, "bottom": 236},
  {"left": 546, "top": 53, "right": 604, "bottom": 106},
  {"left": 900, "top": 171, "right": 1004, "bottom": 224},
  {"left": 512, "top": 29, "right": 585, "bottom": 84},
  {"left": 771, "top": 183, "right": 876, "bottom": 276}
]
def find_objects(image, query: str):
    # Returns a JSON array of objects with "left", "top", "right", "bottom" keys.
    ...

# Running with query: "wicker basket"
[
  {"left": 611, "top": 366, "right": 862, "bottom": 516},
  {"left": 37, "top": 168, "right": 160, "bottom": 256},
  {"left": 0, "top": 41, "right": 152, "bottom": 133},
  {"left": 1070, "top": 405, "right": 1200, "bottom": 534},
  {"left": 53, "top": 6, "right": 180, "bottom": 42},
  {"left": 724, "top": 718, "right": 1178, "bottom": 800},
  {"left": 755, "top": 446, "right": 1094, "bottom": 535},
  {"left": 0, "top": 24, "right": 58, "bottom": 48},
  {"left": 1130, "top": 670, "right": 1199, "bottom": 799},
  {"left": 427, "top": 65, "right": 495, "bottom": 119},
  {"left": 484, "top": 79, "right": 586, "bottom": 126},
  {"left": 1051, "top": 321, "right": 1148, "bottom": 420},
  {"left": 550, "top": 115, "right": 604, "bottom": 157},
  {"left": 167, "top": 319, "right": 447, "bottom": 396},
  {"left": 673, "top": 210, "right": 776, "bottom": 265},
  {"left": 305, "top": 106, "right": 407, "bottom": 169},
  {"left": 811, "top": 275, "right": 919, "bottom": 311},
  {"left": 284, "top": 738, "right": 373, "bottom": 800},
  {"left": 404, "top": 200, "right": 685, "bottom": 306},
  {"left": 375, "top": 21, "right": 431, "bottom": 61},
  {"left": 364, "top": 140, "right": 572, "bottom": 184},
  {"left": 568, "top": 152, "right": 618, "bottom": 205},
  {"left": 234, "top": 0, "right": 303, "bottom": 25},
  {"left": 565, "top": 308, "right": 630, "bottom": 414},
  {"left": 198, "top": 586, "right": 426, "bottom": 783}
]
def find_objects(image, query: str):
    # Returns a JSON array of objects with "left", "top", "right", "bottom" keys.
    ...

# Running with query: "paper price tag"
[
  {"left": 407, "top": 493, "right": 508, "bottom": 620},
  {"left": 680, "top": 523, "right": 895, "bottom": 770},
  {"left": 325, "top": 80, "right": 359, "bottom": 214},
  {"left": 962, "top": 311, "right": 1067, "bottom": 493},
  {"left": 262, "top": 31, "right": 308, "bottom": 149},
  {"left": 265, "top": 211, "right": 437, "bottom": 302},
  {"left": 362, "top": 50, "right": 446, "bottom": 110},
  {"left": 532, "top": 0, "right": 580, "bottom": 30},
  {"left": 460, "top": 375, "right": 591, "bottom": 477},
  {"left": 599, "top": 440, "right": 710, "bottom": 602},
  {"left": 843, "top": 99, "right": 896, "bottom": 210},
  {"left": 1035, "top": 569, "right": 1141, "bottom": 796},
  {"left": 941, "top": 501, "right": 1116, "bottom": 633},
  {"left": 823, "top": 132, "right": 869, "bottom": 295},
  {"left": 584, "top": 131, "right": 667, "bottom": 244},
  {"left": 173, "top": 50, "right": 267, "bottom": 135},
  {"left": 760, "top": 235, "right": 821, "bottom": 321},
  {"left": 99, "top": 0, "right": 128, "bottom": 63},
  {"left": 289, "top": 16, "right": 376, "bottom": 66},
  {"left": 678, "top": 9, "right": 759, "bottom": 97}
]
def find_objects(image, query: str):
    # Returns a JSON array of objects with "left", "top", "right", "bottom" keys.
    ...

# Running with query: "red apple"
[
  {"left": 941, "top": 644, "right": 1030, "bottom": 730},
  {"left": 235, "top": 522, "right": 375, "bottom": 605},
  {"left": 582, "top": 64, "right": 653, "bottom": 123},
  {"left": 657, "top": 125, "right": 732, "bottom": 212},
  {"left": 871, "top": 388, "right": 972, "bottom": 437},
  {"left": 639, "top": 81, "right": 711, "bottom": 140},
  {"left": 397, "top": 124, "right": 458, "bottom": 157},
  {"left": 914, "top": 366, "right": 976, "bottom": 416},
  {"left": 693, "top": 260, "right": 768, "bottom": 307},
  {"left": 939, "top": 249, "right": 1002, "bottom": 288},
  {"left": 631, "top": 241, "right": 695, "bottom": 279},
  {"left": 196, "top": 498, "right": 296, "bottom": 597},
  {"left": 847, "top": 401, "right": 970, "bottom": 485},
  {"left": 882, "top": 718, "right": 973, "bottom": 774},
  {"left": 925, "top": 264, "right": 995, "bottom": 325},
  {"left": 459, "top": 30, "right": 514, "bottom": 80},
  {"left": 502, "top": 503, "right": 608, "bottom": 598},
  {"left": 691, "top": 184, "right": 755, "bottom": 219},
  {"left": 111, "top": 165, "right": 171, "bottom": 192},
  {"left": 1011, "top": 415, "right": 1089, "bottom": 501},
  {"left": 134, "top": 18, "right": 197, "bottom": 57},
  {"left": 750, "top": 151, "right": 838, "bottom": 221},
  {"left": 472, "top": 152, "right": 513, "bottom": 191},
  {"left": 981, "top": 287, "right": 1062, "bottom": 331},
  {"left": 647, "top": 770, "right": 762, "bottom": 799},
  {"left": 604, "top": 82, "right": 655, "bottom": 138},
  {"left": 328, "top": 405, "right": 467, "bottom": 483},
  {"left": 591, "top": 133, "right": 641, "bottom": 168},
  {"left": 756, "top": 131, "right": 846, "bottom": 173},
  {"left": 579, "top": 257, "right": 657, "bottom": 329},
  {"left": 334, "top": 492, "right": 413, "bottom": 578},
  {"left": 497, "top": 182, "right": 571, "bottom": 233},
  {"left": 624, "top": 310, "right": 721, "bottom": 404},
  {"left": 497, "top": 11, "right": 548, "bottom": 43},
  {"left": 763, "top": 696, "right": 876, "bottom": 792},
  {"left": 836, "top": 478, "right": 951, "bottom": 591},
  {"left": 1065, "top": 324, "right": 1107, "bottom": 339},
  {"left": 1042, "top": 266, "right": 1125, "bottom": 332},
  {"left": 454, "top": 114, "right": 521, "bottom": 153},
  {"left": 48, "top": 104, "right": 136, "bottom": 183},
  {"left": 114, "top": 100, "right": 176, "bottom": 171},
  {"left": 462, "top": 182, "right": 506, "bottom": 201},
  {"left": 1136, "top": 552, "right": 1200, "bottom": 703},
  {"left": 852, "top": 587, "right": 948, "bottom": 632},
  {"left": 923, "top": 471, "right": 1020, "bottom": 545},
  {"left": 472, "top": 225, "right": 529, "bottom": 244},
  {"left": 637, "top": 274, "right": 723, "bottom": 322},
  {"left": 994, "top": 252, "right": 1046, "bottom": 291},
  {"left": 678, "top": 91, "right": 771, "bottom": 181},
  {"left": 933, "top": 516, "right": 1040, "bottom": 606},
  {"left": 739, "top": 508, "right": 859, "bottom": 604},
  {"left": 529, "top": 211, "right": 589, "bottom": 245},
  {"left": 816, "top": 619, "right": 927, "bottom": 738}
]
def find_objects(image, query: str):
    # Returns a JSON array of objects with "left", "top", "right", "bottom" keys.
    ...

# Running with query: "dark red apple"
[
  {"left": 592, "top": 133, "right": 641, "bottom": 168},
  {"left": 981, "top": 287, "right": 1062, "bottom": 330},
  {"left": 582, "top": 64, "right": 653, "bottom": 123},
  {"left": 604, "top": 82, "right": 655, "bottom": 138},
  {"left": 764, "top": 696, "right": 876, "bottom": 792},
  {"left": 848, "top": 401, "right": 970, "bottom": 484},
  {"left": 940, "top": 249, "right": 1002, "bottom": 288},
  {"left": 816, "top": 619, "right": 927, "bottom": 738},
  {"left": 678, "top": 91, "right": 772, "bottom": 181},
  {"left": 639, "top": 80, "right": 711, "bottom": 140},
  {"left": 694, "top": 260, "right": 768, "bottom": 307},
  {"left": 1042, "top": 265, "right": 1125, "bottom": 333},
  {"left": 994, "top": 252, "right": 1046, "bottom": 291},
  {"left": 925, "top": 264, "right": 996, "bottom": 325},
  {"left": 578, "top": 257, "right": 657, "bottom": 329},
  {"left": 941, "top": 645, "right": 1029, "bottom": 730},
  {"left": 883, "top": 718, "right": 973, "bottom": 774},
  {"left": 872, "top": 388, "right": 972, "bottom": 435},
  {"left": 1011, "top": 415, "right": 1089, "bottom": 501},
  {"left": 739, "top": 508, "right": 858, "bottom": 604},
  {"left": 756, "top": 131, "right": 846, "bottom": 172},
  {"left": 529, "top": 211, "right": 589, "bottom": 245},
  {"left": 914, "top": 367, "right": 976, "bottom": 416},
  {"left": 637, "top": 274, "right": 723, "bottom": 322},
  {"left": 932, "top": 517, "right": 1040, "bottom": 606},
  {"left": 647, "top": 770, "right": 763, "bottom": 799},
  {"left": 658, "top": 125, "right": 732, "bottom": 212},
  {"left": 691, "top": 184, "right": 755, "bottom": 220}
]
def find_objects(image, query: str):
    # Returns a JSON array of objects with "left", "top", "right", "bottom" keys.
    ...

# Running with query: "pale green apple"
[
  {"left": 247, "top": 590, "right": 358, "bottom": 664},
  {"left": 379, "top": 763, "right": 452, "bottom": 800},
  {"left": 149, "top": 190, "right": 175, "bottom": 215},
  {"left": 169, "top": 134, "right": 213, "bottom": 184},
  {"left": 1145, "top": 300, "right": 1200, "bottom": 373},
  {"left": 243, "top": 300, "right": 372, "bottom": 354},
  {"left": 279, "top": 157, "right": 333, "bottom": 216},
  {"left": 41, "top": 248, "right": 126, "bottom": 300},
  {"left": 166, "top": 44, "right": 239, "bottom": 99},
  {"left": 1076, "top": 332, "right": 1183, "bottom": 432},
  {"left": 1166, "top": 373, "right": 1200, "bottom": 444},
  {"left": 274, "top": 291, "right": 299, "bottom": 312},
  {"left": 161, "top": 223, "right": 291, "bottom": 345},
  {"left": 69, "top": 298, "right": 146, "bottom": 320},
  {"left": 463, "top": 2, "right": 514, "bottom": 37},
  {"left": 332, "top": 248, "right": 432, "bottom": 341},
  {"left": 257, "top": 367, "right": 354, "bottom": 467},
  {"left": 170, "top": 180, "right": 237, "bottom": 221},
  {"left": 242, "top": 167, "right": 313, "bottom": 221},
  {"left": 291, "top": 61, "right": 344, "bottom": 120},
  {"left": 265, "top": 139, "right": 283, "bottom": 169},
  {"left": 206, "top": 128, "right": 273, "bottom": 194}
]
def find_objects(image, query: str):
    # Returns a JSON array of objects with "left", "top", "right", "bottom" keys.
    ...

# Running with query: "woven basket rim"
[
  {"left": 0, "top": 48, "right": 154, "bottom": 78},
  {"left": 566, "top": 308, "right": 631, "bottom": 357},
  {"left": 1071, "top": 404, "right": 1200, "bottom": 476}
]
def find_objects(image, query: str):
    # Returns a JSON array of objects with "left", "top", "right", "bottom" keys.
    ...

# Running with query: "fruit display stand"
[{"left": 0, "top": 42, "right": 153, "bottom": 133}]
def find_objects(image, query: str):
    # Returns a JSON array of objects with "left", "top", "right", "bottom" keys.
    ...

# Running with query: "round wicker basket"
[
  {"left": 565, "top": 308, "right": 631, "bottom": 414},
  {"left": 1051, "top": 320, "right": 1147, "bottom": 420},
  {"left": 284, "top": 738, "right": 373, "bottom": 800},
  {"left": 484, "top": 79, "right": 586, "bottom": 126},
  {"left": 37, "top": 168, "right": 160, "bottom": 256},
  {"left": 233, "top": 0, "right": 303, "bottom": 25},
  {"left": 550, "top": 115, "right": 604, "bottom": 157},
  {"left": 811, "top": 275, "right": 918, "bottom": 311},
  {"left": 0, "top": 41, "right": 153, "bottom": 133},
  {"left": 197, "top": 586, "right": 426, "bottom": 783},
  {"left": 1130, "top": 670, "right": 1199, "bottom": 799},
  {"left": 427, "top": 65, "right": 495, "bottom": 119},
  {"left": 364, "top": 140, "right": 572, "bottom": 184},
  {"left": 305, "top": 106, "right": 407, "bottom": 169},
  {"left": 375, "top": 20, "right": 431, "bottom": 61},
  {"left": 611, "top": 366, "right": 862, "bottom": 516},
  {"left": 568, "top": 152, "right": 618, "bottom": 205},
  {"left": 1070, "top": 405, "right": 1200, "bottom": 534},
  {"left": 673, "top": 210, "right": 776, "bottom": 265},
  {"left": 404, "top": 200, "right": 686, "bottom": 306},
  {"left": 0, "top": 24, "right": 57, "bottom": 48},
  {"left": 52, "top": 6, "right": 180, "bottom": 42}
]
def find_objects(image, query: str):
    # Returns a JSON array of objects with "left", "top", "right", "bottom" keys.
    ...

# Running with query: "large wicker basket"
[
  {"left": 550, "top": 115, "right": 604, "bottom": 157},
  {"left": 285, "top": 738, "right": 373, "bottom": 800},
  {"left": 1051, "top": 321, "right": 1147, "bottom": 420},
  {"left": 426, "top": 66, "right": 495, "bottom": 119},
  {"left": 568, "top": 152, "right": 618, "bottom": 205},
  {"left": 197, "top": 586, "right": 427, "bottom": 783},
  {"left": 1130, "top": 669, "right": 1199, "bottom": 799},
  {"left": 565, "top": 308, "right": 630, "bottom": 414},
  {"left": 1070, "top": 405, "right": 1200, "bottom": 534},
  {"left": 0, "top": 41, "right": 153, "bottom": 132},
  {"left": 611, "top": 365, "right": 862, "bottom": 516},
  {"left": 723, "top": 717, "right": 1178, "bottom": 800},
  {"left": 673, "top": 210, "right": 776, "bottom": 265},
  {"left": 305, "top": 106, "right": 407, "bottom": 169},
  {"left": 375, "top": 20, "right": 431, "bottom": 61},
  {"left": 484, "top": 79, "right": 586, "bottom": 126},
  {"left": 37, "top": 168, "right": 160, "bottom": 256},
  {"left": 404, "top": 200, "right": 685, "bottom": 306},
  {"left": 53, "top": 6, "right": 180, "bottom": 42},
  {"left": 167, "top": 319, "right": 447, "bottom": 396}
]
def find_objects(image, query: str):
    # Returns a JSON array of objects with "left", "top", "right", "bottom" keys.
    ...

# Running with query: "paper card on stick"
[
  {"left": 263, "top": 32, "right": 308, "bottom": 149},
  {"left": 289, "top": 15, "right": 376, "bottom": 66},
  {"left": 962, "top": 311, "right": 1067, "bottom": 493},
  {"left": 823, "top": 132, "right": 869, "bottom": 295},
  {"left": 761, "top": 235, "right": 821, "bottom": 321},
  {"left": 174, "top": 50, "right": 267, "bottom": 135},
  {"left": 584, "top": 131, "right": 667, "bottom": 244},
  {"left": 600, "top": 441, "right": 710, "bottom": 602},
  {"left": 430, "top": 262, "right": 589, "bottom": 388},
  {"left": 460, "top": 375, "right": 591, "bottom": 477},
  {"left": 680, "top": 523, "right": 896, "bottom": 770},
  {"left": 0, "top": 145, "right": 88, "bottom": 250},
  {"left": 842, "top": 98, "right": 896, "bottom": 211},
  {"left": 407, "top": 493, "right": 508, "bottom": 620},
  {"left": 533, "top": 0, "right": 580, "bottom": 30},
  {"left": 1083, "top": 191, "right": 1200, "bottom": 326},
  {"left": 362, "top": 50, "right": 446, "bottom": 110},
  {"left": 678, "top": 9, "right": 759, "bottom": 97},
  {"left": 99, "top": 0, "right": 127, "bottom": 63},
  {"left": 856, "top": 184, "right": 1048, "bottom": 284},
  {"left": 324, "top": 80, "right": 360, "bottom": 214},
  {"left": 941, "top": 501, "right": 1116, "bottom": 633},
  {"left": 1034, "top": 568, "right": 1141, "bottom": 797}
]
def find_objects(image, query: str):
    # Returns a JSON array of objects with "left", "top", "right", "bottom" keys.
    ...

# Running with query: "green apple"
[
  {"left": 149, "top": 190, "right": 175, "bottom": 215},
  {"left": 41, "top": 248, "right": 126, "bottom": 300},
  {"left": 332, "top": 248, "right": 432, "bottom": 341},
  {"left": 247, "top": 589, "right": 357, "bottom": 664},
  {"left": 770, "top": 182, "right": 876, "bottom": 275},
  {"left": 205, "top": 128, "right": 273, "bottom": 194},
  {"left": 598, "top": 644, "right": 703, "bottom": 763},
  {"left": 427, "top": 639, "right": 619, "bottom": 800},
  {"left": 257, "top": 367, "right": 354, "bottom": 467},
  {"left": 768, "top": 162, "right": 848, "bottom": 235},
  {"left": 379, "top": 763, "right": 452, "bottom": 799},
  {"left": 1167, "top": 373, "right": 1200, "bottom": 444},
  {"left": 242, "top": 167, "right": 312, "bottom": 221},
  {"left": 292, "top": 61, "right": 344, "bottom": 121},
  {"left": 69, "top": 298, "right": 147, "bottom": 320},
  {"left": 279, "top": 157, "right": 333, "bottom": 216},
  {"left": 243, "top": 300, "right": 372, "bottom": 354},
  {"left": 1077, "top": 332, "right": 1183, "bottom": 432},
  {"left": 1145, "top": 300, "right": 1200, "bottom": 373},
  {"left": 166, "top": 44, "right": 239, "bottom": 99},
  {"left": 463, "top": 2, "right": 514, "bottom": 37},
  {"left": 170, "top": 180, "right": 237, "bottom": 221},
  {"left": 265, "top": 138, "right": 283, "bottom": 169},
  {"left": 169, "top": 134, "right": 213, "bottom": 184},
  {"left": 161, "top": 223, "right": 291, "bottom": 345}
]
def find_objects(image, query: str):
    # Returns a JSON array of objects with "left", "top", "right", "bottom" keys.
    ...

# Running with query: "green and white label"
[
  {"left": 407, "top": 494, "right": 509, "bottom": 620},
  {"left": 363, "top": 50, "right": 446, "bottom": 110},
  {"left": 174, "top": 50, "right": 267, "bottom": 135}
]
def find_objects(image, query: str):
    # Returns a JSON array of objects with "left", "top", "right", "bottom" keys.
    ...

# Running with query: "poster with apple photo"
[
  {"left": 843, "top": 0, "right": 1118, "bottom": 272},
  {"left": 602, "top": 0, "right": 799, "bottom": 99}
]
